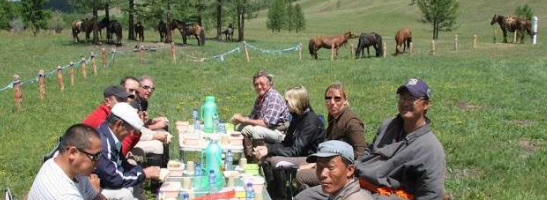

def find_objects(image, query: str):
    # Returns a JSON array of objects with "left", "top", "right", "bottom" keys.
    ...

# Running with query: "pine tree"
[
  {"left": 21, "top": 0, "right": 52, "bottom": 36},
  {"left": 293, "top": 3, "right": 305, "bottom": 32},
  {"left": 417, "top": 0, "right": 458, "bottom": 40},
  {"left": 515, "top": 4, "right": 533, "bottom": 21},
  {"left": 266, "top": 0, "right": 284, "bottom": 33},
  {"left": 285, "top": 2, "right": 295, "bottom": 32}
]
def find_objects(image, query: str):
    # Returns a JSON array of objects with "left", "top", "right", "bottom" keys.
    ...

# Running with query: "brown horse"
[
  {"left": 71, "top": 20, "right": 84, "bottom": 42},
  {"left": 157, "top": 20, "right": 167, "bottom": 42},
  {"left": 394, "top": 28, "right": 412, "bottom": 55},
  {"left": 491, "top": 14, "right": 532, "bottom": 43},
  {"left": 308, "top": 31, "right": 358, "bottom": 59},
  {"left": 171, "top": 20, "right": 206, "bottom": 46},
  {"left": 71, "top": 18, "right": 94, "bottom": 42},
  {"left": 135, "top": 21, "right": 144, "bottom": 42}
]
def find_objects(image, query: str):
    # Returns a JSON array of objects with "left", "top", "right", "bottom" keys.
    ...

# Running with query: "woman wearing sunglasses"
[{"left": 295, "top": 81, "right": 368, "bottom": 189}]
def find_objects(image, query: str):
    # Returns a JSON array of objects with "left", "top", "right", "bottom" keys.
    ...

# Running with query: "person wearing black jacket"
[{"left": 254, "top": 85, "right": 325, "bottom": 200}]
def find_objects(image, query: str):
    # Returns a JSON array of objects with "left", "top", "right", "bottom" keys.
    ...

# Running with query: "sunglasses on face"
[
  {"left": 76, "top": 147, "right": 101, "bottom": 163},
  {"left": 324, "top": 96, "right": 343, "bottom": 102},
  {"left": 141, "top": 85, "right": 155, "bottom": 92},
  {"left": 397, "top": 95, "right": 424, "bottom": 104}
]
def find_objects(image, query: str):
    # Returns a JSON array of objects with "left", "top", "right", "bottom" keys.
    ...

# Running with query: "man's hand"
[
  {"left": 89, "top": 174, "right": 101, "bottom": 193},
  {"left": 231, "top": 113, "right": 246, "bottom": 124},
  {"left": 253, "top": 146, "right": 268, "bottom": 160},
  {"left": 147, "top": 117, "right": 169, "bottom": 130},
  {"left": 143, "top": 166, "right": 160, "bottom": 180},
  {"left": 153, "top": 132, "right": 168, "bottom": 143}
]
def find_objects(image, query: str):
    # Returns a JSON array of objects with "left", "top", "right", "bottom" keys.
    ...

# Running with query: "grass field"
[{"left": 1, "top": 0, "right": 547, "bottom": 199}]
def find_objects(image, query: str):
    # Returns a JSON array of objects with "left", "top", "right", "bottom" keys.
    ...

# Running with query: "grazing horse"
[
  {"left": 355, "top": 32, "right": 383, "bottom": 58},
  {"left": 394, "top": 28, "right": 412, "bottom": 55},
  {"left": 171, "top": 20, "right": 206, "bottom": 46},
  {"left": 157, "top": 20, "right": 167, "bottom": 42},
  {"left": 135, "top": 21, "right": 144, "bottom": 42},
  {"left": 220, "top": 24, "right": 234, "bottom": 42},
  {"left": 308, "top": 31, "right": 358, "bottom": 59},
  {"left": 71, "top": 20, "right": 84, "bottom": 42},
  {"left": 491, "top": 14, "right": 532, "bottom": 43},
  {"left": 107, "top": 20, "right": 123, "bottom": 46}
]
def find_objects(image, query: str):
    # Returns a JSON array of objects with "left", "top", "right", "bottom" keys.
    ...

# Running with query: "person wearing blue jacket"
[{"left": 94, "top": 102, "right": 160, "bottom": 200}]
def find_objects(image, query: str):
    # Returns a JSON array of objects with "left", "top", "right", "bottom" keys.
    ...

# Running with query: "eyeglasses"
[
  {"left": 76, "top": 147, "right": 101, "bottom": 163},
  {"left": 324, "top": 96, "right": 343, "bottom": 102},
  {"left": 142, "top": 85, "right": 155, "bottom": 92}
]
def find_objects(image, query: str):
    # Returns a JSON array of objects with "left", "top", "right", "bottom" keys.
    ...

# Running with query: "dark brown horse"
[
  {"left": 491, "top": 14, "right": 532, "bottom": 43},
  {"left": 220, "top": 24, "right": 234, "bottom": 42},
  {"left": 171, "top": 20, "right": 206, "bottom": 46},
  {"left": 308, "top": 31, "right": 358, "bottom": 59},
  {"left": 106, "top": 20, "right": 123, "bottom": 46},
  {"left": 135, "top": 21, "right": 144, "bottom": 42},
  {"left": 394, "top": 28, "right": 412, "bottom": 55},
  {"left": 356, "top": 32, "right": 383, "bottom": 58},
  {"left": 157, "top": 20, "right": 167, "bottom": 42}
]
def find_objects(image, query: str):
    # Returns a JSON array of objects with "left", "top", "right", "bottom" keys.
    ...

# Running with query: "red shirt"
[
  {"left": 122, "top": 132, "right": 141, "bottom": 156},
  {"left": 82, "top": 104, "right": 111, "bottom": 128}
]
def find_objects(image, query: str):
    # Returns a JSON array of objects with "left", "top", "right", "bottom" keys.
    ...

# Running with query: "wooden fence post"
[
  {"left": 139, "top": 44, "right": 144, "bottom": 64},
  {"left": 38, "top": 70, "right": 46, "bottom": 100},
  {"left": 383, "top": 42, "right": 387, "bottom": 58},
  {"left": 473, "top": 35, "right": 478, "bottom": 48},
  {"left": 409, "top": 42, "right": 414, "bottom": 55},
  {"left": 81, "top": 57, "right": 87, "bottom": 78},
  {"left": 299, "top": 42, "right": 302, "bottom": 60},
  {"left": 91, "top": 52, "right": 97, "bottom": 75},
  {"left": 454, "top": 35, "right": 458, "bottom": 51},
  {"left": 513, "top": 31, "right": 517, "bottom": 43},
  {"left": 430, "top": 40, "right": 436, "bottom": 56},
  {"left": 69, "top": 62, "right": 75, "bottom": 86},
  {"left": 350, "top": 43, "right": 355, "bottom": 59},
  {"left": 331, "top": 43, "right": 335, "bottom": 61},
  {"left": 171, "top": 42, "right": 176, "bottom": 63},
  {"left": 101, "top": 48, "right": 106, "bottom": 69},
  {"left": 13, "top": 75, "right": 22, "bottom": 111},
  {"left": 56, "top": 66, "right": 64, "bottom": 91},
  {"left": 243, "top": 41, "right": 250, "bottom": 63}
]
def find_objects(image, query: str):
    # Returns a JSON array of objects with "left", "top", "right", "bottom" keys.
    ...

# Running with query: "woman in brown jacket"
[{"left": 296, "top": 82, "right": 367, "bottom": 189}]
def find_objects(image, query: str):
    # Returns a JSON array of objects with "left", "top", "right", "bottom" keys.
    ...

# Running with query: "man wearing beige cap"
[{"left": 94, "top": 103, "right": 160, "bottom": 200}]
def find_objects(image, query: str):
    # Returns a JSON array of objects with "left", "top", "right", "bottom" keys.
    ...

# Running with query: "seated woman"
[
  {"left": 296, "top": 81, "right": 368, "bottom": 189},
  {"left": 254, "top": 85, "right": 325, "bottom": 200}
]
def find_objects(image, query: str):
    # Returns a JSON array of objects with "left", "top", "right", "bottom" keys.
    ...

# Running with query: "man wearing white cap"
[{"left": 94, "top": 103, "right": 160, "bottom": 200}]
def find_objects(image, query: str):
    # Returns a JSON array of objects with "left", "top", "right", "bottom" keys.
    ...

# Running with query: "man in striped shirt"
[{"left": 28, "top": 124, "right": 106, "bottom": 200}]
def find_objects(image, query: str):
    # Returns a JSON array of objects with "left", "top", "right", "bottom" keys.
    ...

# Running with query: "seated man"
[
  {"left": 28, "top": 124, "right": 106, "bottom": 200},
  {"left": 231, "top": 70, "right": 290, "bottom": 159},
  {"left": 296, "top": 79, "right": 446, "bottom": 200},
  {"left": 305, "top": 140, "right": 373, "bottom": 200},
  {"left": 83, "top": 85, "right": 133, "bottom": 128},
  {"left": 95, "top": 102, "right": 160, "bottom": 200}
]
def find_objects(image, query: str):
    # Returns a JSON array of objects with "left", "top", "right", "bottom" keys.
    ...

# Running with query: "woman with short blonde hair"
[{"left": 284, "top": 85, "right": 310, "bottom": 115}]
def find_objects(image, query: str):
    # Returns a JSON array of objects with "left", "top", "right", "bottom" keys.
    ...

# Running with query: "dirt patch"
[
  {"left": 513, "top": 119, "right": 532, "bottom": 127},
  {"left": 519, "top": 138, "right": 541, "bottom": 153},
  {"left": 456, "top": 101, "right": 483, "bottom": 110},
  {"left": 449, "top": 167, "right": 482, "bottom": 180}
]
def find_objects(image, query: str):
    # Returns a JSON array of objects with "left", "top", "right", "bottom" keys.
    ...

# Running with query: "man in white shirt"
[{"left": 28, "top": 124, "right": 106, "bottom": 200}]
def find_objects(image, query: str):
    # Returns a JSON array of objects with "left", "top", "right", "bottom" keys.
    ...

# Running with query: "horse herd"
[
  {"left": 308, "top": 14, "right": 534, "bottom": 60},
  {"left": 71, "top": 18, "right": 237, "bottom": 46},
  {"left": 308, "top": 28, "right": 411, "bottom": 59}
]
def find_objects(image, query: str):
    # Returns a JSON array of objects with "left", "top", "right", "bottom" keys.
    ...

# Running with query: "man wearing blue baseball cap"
[
  {"left": 297, "top": 79, "right": 446, "bottom": 200},
  {"left": 306, "top": 140, "right": 373, "bottom": 200}
]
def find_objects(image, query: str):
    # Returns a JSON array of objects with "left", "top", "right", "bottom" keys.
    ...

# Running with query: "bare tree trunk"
[
  {"left": 105, "top": 2, "right": 110, "bottom": 41},
  {"left": 165, "top": 0, "right": 173, "bottom": 43},
  {"left": 238, "top": 0, "right": 246, "bottom": 42},
  {"left": 128, "top": 0, "right": 135, "bottom": 41},
  {"left": 93, "top": 4, "right": 99, "bottom": 44},
  {"left": 216, "top": 0, "right": 222, "bottom": 39}
]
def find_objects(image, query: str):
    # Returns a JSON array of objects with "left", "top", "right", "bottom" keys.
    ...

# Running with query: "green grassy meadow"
[{"left": 1, "top": 0, "right": 547, "bottom": 199}]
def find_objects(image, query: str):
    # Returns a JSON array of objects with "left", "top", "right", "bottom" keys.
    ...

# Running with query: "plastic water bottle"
[
  {"left": 225, "top": 150, "right": 233, "bottom": 171},
  {"left": 192, "top": 108, "right": 201, "bottom": 133},
  {"left": 179, "top": 191, "right": 190, "bottom": 200},
  {"left": 246, "top": 182, "right": 255, "bottom": 200},
  {"left": 218, "top": 120, "right": 226, "bottom": 134},
  {"left": 194, "top": 162, "right": 202, "bottom": 188},
  {"left": 209, "top": 170, "right": 217, "bottom": 193},
  {"left": 213, "top": 114, "right": 220, "bottom": 133}
]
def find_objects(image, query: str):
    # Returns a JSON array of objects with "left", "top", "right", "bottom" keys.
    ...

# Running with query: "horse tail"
[
  {"left": 376, "top": 34, "right": 383, "bottom": 57},
  {"left": 200, "top": 29, "right": 206, "bottom": 45},
  {"left": 308, "top": 39, "right": 315, "bottom": 55}
]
